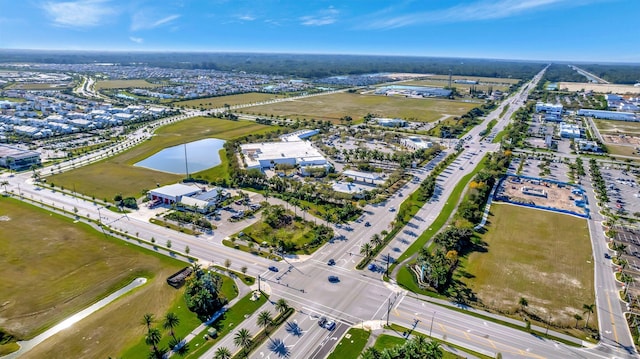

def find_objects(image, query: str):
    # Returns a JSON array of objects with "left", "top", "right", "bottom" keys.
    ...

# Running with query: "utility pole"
[
  {"left": 429, "top": 311, "right": 436, "bottom": 337},
  {"left": 386, "top": 253, "right": 390, "bottom": 277},
  {"left": 258, "top": 275, "right": 261, "bottom": 292}
]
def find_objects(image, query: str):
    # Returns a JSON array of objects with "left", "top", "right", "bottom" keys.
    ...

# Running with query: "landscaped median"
[
  {"left": 326, "top": 328, "right": 370, "bottom": 359},
  {"left": 357, "top": 150, "right": 462, "bottom": 270},
  {"left": 391, "top": 155, "right": 487, "bottom": 285}
]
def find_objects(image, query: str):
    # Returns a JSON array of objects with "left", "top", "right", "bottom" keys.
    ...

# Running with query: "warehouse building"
[{"left": 576, "top": 109, "right": 638, "bottom": 121}]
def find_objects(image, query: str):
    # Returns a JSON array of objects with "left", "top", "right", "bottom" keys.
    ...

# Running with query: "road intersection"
[{"left": 2, "top": 68, "right": 638, "bottom": 358}]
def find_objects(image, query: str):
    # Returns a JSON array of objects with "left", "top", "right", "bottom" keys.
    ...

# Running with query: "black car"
[
  {"left": 327, "top": 259, "right": 336, "bottom": 266},
  {"left": 268, "top": 266, "right": 279, "bottom": 272},
  {"left": 328, "top": 275, "right": 340, "bottom": 283}
]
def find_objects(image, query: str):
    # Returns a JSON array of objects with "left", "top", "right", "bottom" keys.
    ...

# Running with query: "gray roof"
[{"left": 150, "top": 183, "right": 201, "bottom": 197}]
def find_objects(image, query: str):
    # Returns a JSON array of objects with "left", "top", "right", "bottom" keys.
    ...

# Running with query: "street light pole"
[{"left": 429, "top": 311, "right": 436, "bottom": 337}]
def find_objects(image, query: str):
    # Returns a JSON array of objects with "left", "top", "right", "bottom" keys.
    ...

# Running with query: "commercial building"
[
  {"left": 577, "top": 109, "right": 638, "bottom": 121},
  {"left": 376, "top": 118, "right": 407, "bottom": 127},
  {"left": 535, "top": 102, "right": 563, "bottom": 115},
  {"left": 400, "top": 136, "right": 433, "bottom": 151},
  {"left": 575, "top": 139, "right": 602, "bottom": 152},
  {"left": 178, "top": 187, "right": 229, "bottom": 213},
  {"left": 240, "top": 138, "right": 327, "bottom": 171},
  {"left": 148, "top": 183, "right": 202, "bottom": 205},
  {"left": 559, "top": 123, "right": 581, "bottom": 138},
  {"left": 0, "top": 144, "right": 41, "bottom": 170},
  {"left": 343, "top": 170, "right": 383, "bottom": 184},
  {"left": 374, "top": 85, "right": 452, "bottom": 98}
]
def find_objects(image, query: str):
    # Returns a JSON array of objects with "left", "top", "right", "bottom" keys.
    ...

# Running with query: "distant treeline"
[
  {"left": 0, "top": 49, "right": 545, "bottom": 79},
  {"left": 543, "top": 62, "right": 640, "bottom": 85},
  {"left": 579, "top": 64, "right": 640, "bottom": 84},
  {"left": 543, "top": 64, "right": 585, "bottom": 83}
]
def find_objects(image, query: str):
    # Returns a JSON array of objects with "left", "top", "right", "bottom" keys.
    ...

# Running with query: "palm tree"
[
  {"left": 424, "top": 340, "right": 443, "bottom": 358},
  {"left": 583, "top": 303, "right": 595, "bottom": 328},
  {"left": 361, "top": 346, "right": 381, "bottom": 359},
  {"left": 275, "top": 298, "right": 289, "bottom": 314},
  {"left": 257, "top": 310, "right": 274, "bottom": 334},
  {"left": 360, "top": 242, "right": 373, "bottom": 258},
  {"left": 214, "top": 347, "right": 232, "bottom": 359},
  {"left": 371, "top": 234, "right": 382, "bottom": 248},
  {"left": 518, "top": 297, "right": 528, "bottom": 313},
  {"left": 163, "top": 312, "right": 180, "bottom": 341},
  {"left": 573, "top": 314, "right": 583, "bottom": 328},
  {"left": 0, "top": 180, "right": 8, "bottom": 195},
  {"left": 145, "top": 327, "right": 162, "bottom": 355},
  {"left": 233, "top": 328, "right": 253, "bottom": 357},
  {"left": 142, "top": 313, "right": 155, "bottom": 331}
]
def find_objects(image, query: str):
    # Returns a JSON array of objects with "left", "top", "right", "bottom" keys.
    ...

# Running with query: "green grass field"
[
  {"left": 171, "top": 92, "right": 279, "bottom": 109},
  {"left": 607, "top": 144, "right": 640, "bottom": 158},
  {"left": 0, "top": 197, "right": 196, "bottom": 359},
  {"left": 48, "top": 117, "right": 272, "bottom": 200},
  {"left": 461, "top": 203, "right": 595, "bottom": 329},
  {"left": 94, "top": 79, "right": 163, "bottom": 90},
  {"left": 241, "top": 92, "right": 478, "bottom": 123},
  {"left": 241, "top": 217, "right": 319, "bottom": 254},
  {"left": 327, "top": 328, "right": 370, "bottom": 359}
]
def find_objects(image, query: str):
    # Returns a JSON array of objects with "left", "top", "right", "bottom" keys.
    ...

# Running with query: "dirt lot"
[
  {"left": 496, "top": 175, "right": 587, "bottom": 216},
  {"left": 558, "top": 82, "right": 640, "bottom": 94}
]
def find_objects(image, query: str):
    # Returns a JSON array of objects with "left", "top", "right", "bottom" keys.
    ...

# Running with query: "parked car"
[
  {"left": 327, "top": 259, "right": 336, "bottom": 266},
  {"left": 328, "top": 275, "right": 340, "bottom": 283},
  {"left": 324, "top": 320, "right": 336, "bottom": 331},
  {"left": 268, "top": 266, "right": 279, "bottom": 272},
  {"left": 365, "top": 221, "right": 371, "bottom": 227}
]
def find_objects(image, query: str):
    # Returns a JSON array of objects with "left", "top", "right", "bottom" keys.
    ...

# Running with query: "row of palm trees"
[
  {"left": 213, "top": 298, "right": 289, "bottom": 359},
  {"left": 518, "top": 297, "right": 596, "bottom": 330}
]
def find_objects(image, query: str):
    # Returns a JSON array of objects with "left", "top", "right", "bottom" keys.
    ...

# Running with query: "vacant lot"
[
  {"left": 48, "top": 118, "right": 272, "bottom": 200},
  {"left": 401, "top": 79, "right": 509, "bottom": 94},
  {"left": 94, "top": 79, "right": 163, "bottom": 90},
  {"left": 428, "top": 74, "right": 520, "bottom": 84},
  {"left": 559, "top": 82, "right": 640, "bottom": 94},
  {"left": 171, "top": 92, "right": 279, "bottom": 109},
  {"left": 242, "top": 92, "right": 478, "bottom": 123},
  {"left": 0, "top": 197, "right": 186, "bottom": 349},
  {"left": 462, "top": 204, "right": 595, "bottom": 328},
  {"left": 6, "top": 83, "right": 72, "bottom": 90},
  {"left": 595, "top": 119, "right": 640, "bottom": 136}
]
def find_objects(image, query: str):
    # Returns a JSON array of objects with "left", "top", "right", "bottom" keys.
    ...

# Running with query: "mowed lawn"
[
  {"left": 461, "top": 203, "right": 595, "bottom": 327},
  {"left": 94, "top": 79, "right": 163, "bottom": 90},
  {"left": 171, "top": 92, "right": 279, "bottom": 109},
  {"left": 242, "top": 92, "right": 479, "bottom": 123},
  {"left": 0, "top": 197, "right": 187, "bottom": 355},
  {"left": 48, "top": 117, "right": 273, "bottom": 200}
]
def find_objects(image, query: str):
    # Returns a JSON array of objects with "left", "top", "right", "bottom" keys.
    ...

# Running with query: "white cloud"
[
  {"left": 300, "top": 7, "right": 339, "bottom": 26},
  {"left": 131, "top": 12, "right": 181, "bottom": 31},
  {"left": 129, "top": 36, "right": 143, "bottom": 44},
  {"left": 237, "top": 15, "right": 256, "bottom": 21},
  {"left": 363, "top": 0, "right": 599, "bottom": 29},
  {"left": 41, "top": 0, "right": 116, "bottom": 28}
]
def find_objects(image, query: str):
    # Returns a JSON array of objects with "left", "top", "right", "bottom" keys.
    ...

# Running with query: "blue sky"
[{"left": 0, "top": 0, "right": 638, "bottom": 62}]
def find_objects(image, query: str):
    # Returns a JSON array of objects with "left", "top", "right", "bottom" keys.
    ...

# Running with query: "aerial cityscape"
[{"left": 1, "top": 1, "right": 640, "bottom": 359}]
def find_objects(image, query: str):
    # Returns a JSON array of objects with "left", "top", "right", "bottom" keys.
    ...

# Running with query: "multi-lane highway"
[{"left": 2, "top": 66, "right": 638, "bottom": 358}]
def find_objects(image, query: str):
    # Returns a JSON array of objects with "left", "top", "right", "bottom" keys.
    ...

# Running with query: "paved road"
[{"left": 3, "top": 67, "right": 638, "bottom": 358}]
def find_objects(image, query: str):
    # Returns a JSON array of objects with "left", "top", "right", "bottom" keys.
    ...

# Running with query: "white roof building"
[
  {"left": 148, "top": 183, "right": 202, "bottom": 205},
  {"left": 376, "top": 118, "right": 407, "bottom": 127},
  {"left": 559, "top": 123, "right": 581, "bottom": 138},
  {"left": 400, "top": 136, "right": 432, "bottom": 151},
  {"left": 240, "top": 139, "right": 327, "bottom": 170},
  {"left": 576, "top": 109, "right": 638, "bottom": 121},
  {"left": 535, "top": 102, "right": 563, "bottom": 115}
]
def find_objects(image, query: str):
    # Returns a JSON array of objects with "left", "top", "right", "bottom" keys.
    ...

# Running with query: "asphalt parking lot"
[
  {"left": 600, "top": 167, "right": 640, "bottom": 216},
  {"left": 508, "top": 156, "right": 571, "bottom": 183},
  {"left": 612, "top": 226, "right": 640, "bottom": 297}
]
